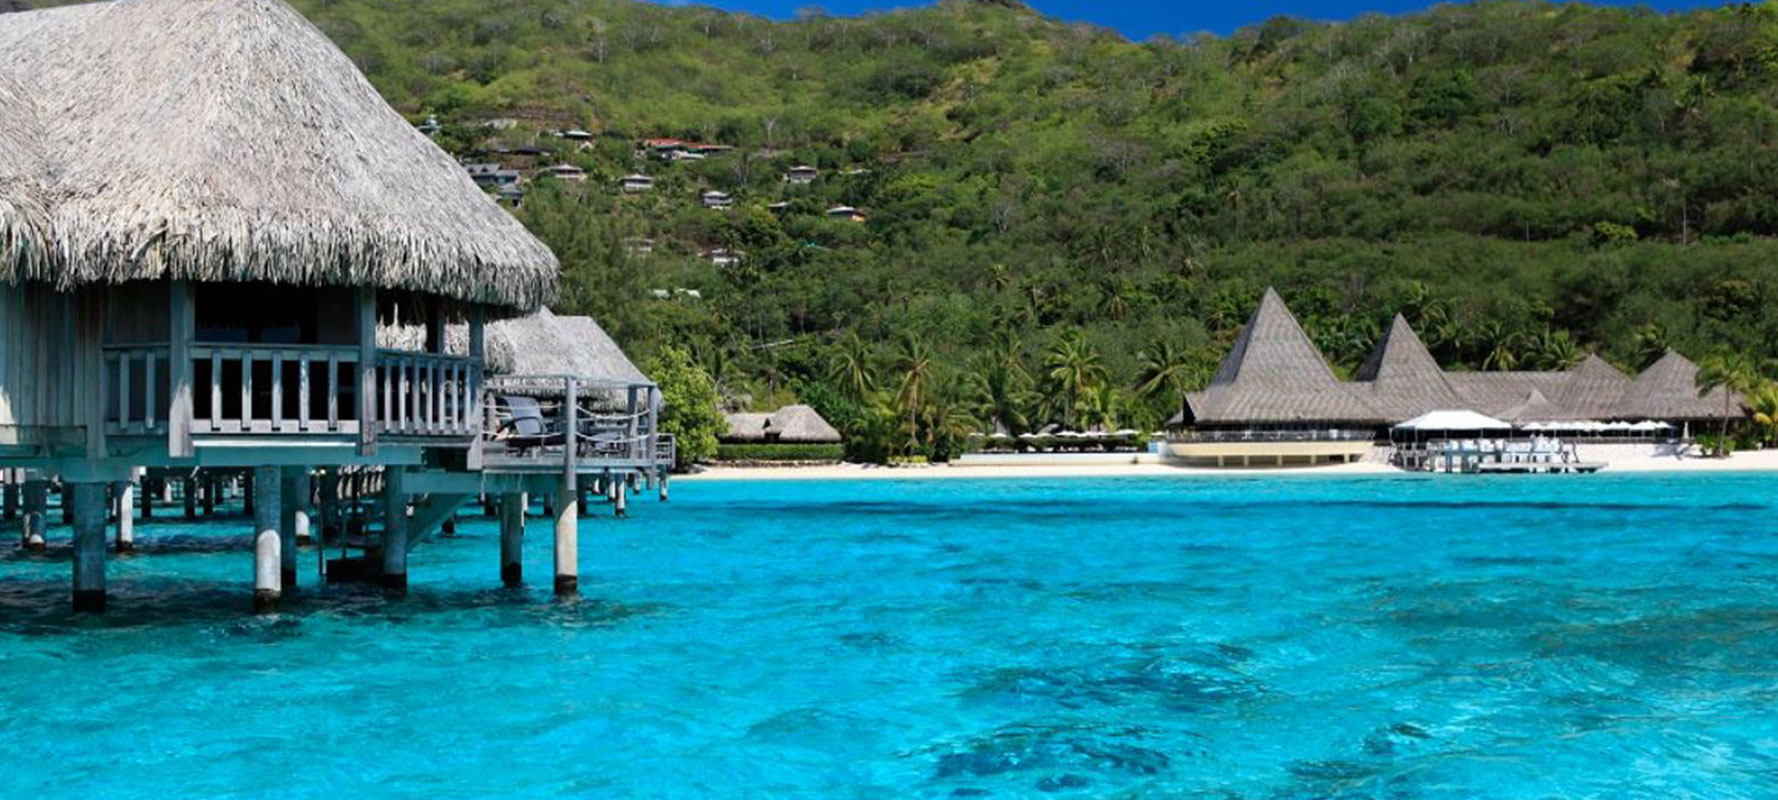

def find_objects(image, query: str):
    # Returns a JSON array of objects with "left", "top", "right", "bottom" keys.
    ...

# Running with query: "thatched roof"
[
  {"left": 482, "top": 307, "right": 649, "bottom": 385},
  {"left": 0, "top": 70, "right": 46, "bottom": 275},
  {"left": 1551, "top": 355, "right": 1632, "bottom": 419},
  {"left": 1620, "top": 350, "right": 1741, "bottom": 421},
  {"left": 1498, "top": 389, "right": 1564, "bottom": 424},
  {"left": 0, "top": 0, "right": 556, "bottom": 309},
  {"left": 723, "top": 405, "right": 843, "bottom": 443},
  {"left": 1443, "top": 371, "right": 1567, "bottom": 417},
  {"left": 1354, "top": 314, "right": 1462, "bottom": 420},
  {"left": 1185, "top": 288, "right": 1382, "bottom": 425}
]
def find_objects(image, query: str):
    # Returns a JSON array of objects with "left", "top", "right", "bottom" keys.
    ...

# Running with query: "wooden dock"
[{"left": 1473, "top": 461, "right": 1606, "bottom": 475}]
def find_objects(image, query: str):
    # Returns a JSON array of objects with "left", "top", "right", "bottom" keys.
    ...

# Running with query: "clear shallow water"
[{"left": 3, "top": 474, "right": 1778, "bottom": 799}]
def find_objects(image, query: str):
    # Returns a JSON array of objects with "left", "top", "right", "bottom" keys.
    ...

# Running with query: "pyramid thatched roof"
[
  {"left": 0, "top": 0, "right": 555, "bottom": 309},
  {"left": 1354, "top": 314, "right": 1463, "bottom": 420},
  {"left": 1551, "top": 355, "right": 1632, "bottom": 419},
  {"left": 1621, "top": 350, "right": 1741, "bottom": 421},
  {"left": 1185, "top": 288, "right": 1382, "bottom": 425},
  {"left": 1444, "top": 371, "right": 1568, "bottom": 417},
  {"left": 723, "top": 405, "right": 843, "bottom": 443},
  {"left": 1498, "top": 389, "right": 1564, "bottom": 423}
]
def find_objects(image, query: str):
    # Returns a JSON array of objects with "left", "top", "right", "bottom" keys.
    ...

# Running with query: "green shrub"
[{"left": 715, "top": 443, "right": 847, "bottom": 462}]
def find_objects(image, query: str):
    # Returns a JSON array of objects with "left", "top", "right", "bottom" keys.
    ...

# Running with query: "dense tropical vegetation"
[{"left": 20, "top": 0, "right": 1778, "bottom": 458}]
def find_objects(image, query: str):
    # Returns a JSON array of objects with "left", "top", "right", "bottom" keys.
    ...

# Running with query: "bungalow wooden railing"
[
  {"left": 192, "top": 343, "right": 361, "bottom": 435},
  {"left": 375, "top": 349, "right": 481, "bottom": 439},
  {"left": 478, "top": 375, "right": 669, "bottom": 471},
  {"left": 102, "top": 343, "right": 481, "bottom": 441},
  {"left": 101, "top": 343, "right": 173, "bottom": 436}
]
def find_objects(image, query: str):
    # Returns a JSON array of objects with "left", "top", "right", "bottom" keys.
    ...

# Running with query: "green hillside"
[{"left": 19, "top": 0, "right": 1778, "bottom": 455}]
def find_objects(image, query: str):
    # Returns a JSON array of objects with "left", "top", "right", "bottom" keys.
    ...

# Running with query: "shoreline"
[{"left": 677, "top": 448, "right": 1778, "bottom": 482}]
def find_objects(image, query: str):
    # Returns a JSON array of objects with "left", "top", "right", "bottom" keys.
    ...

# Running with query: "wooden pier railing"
[{"left": 376, "top": 349, "right": 480, "bottom": 438}]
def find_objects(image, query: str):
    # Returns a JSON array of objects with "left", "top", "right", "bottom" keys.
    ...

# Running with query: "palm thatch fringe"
[
  {"left": 0, "top": 0, "right": 556, "bottom": 309},
  {"left": 0, "top": 70, "right": 47, "bottom": 276}
]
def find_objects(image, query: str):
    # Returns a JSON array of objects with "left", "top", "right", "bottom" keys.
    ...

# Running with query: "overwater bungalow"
[
  {"left": 0, "top": 0, "right": 672, "bottom": 612},
  {"left": 1171, "top": 288, "right": 1742, "bottom": 467}
]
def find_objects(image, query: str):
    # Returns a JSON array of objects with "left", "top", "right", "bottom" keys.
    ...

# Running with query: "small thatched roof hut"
[
  {"left": 1184, "top": 289, "right": 1382, "bottom": 426},
  {"left": 0, "top": 0, "right": 555, "bottom": 309},
  {"left": 723, "top": 405, "right": 843, "bottom": 444}
]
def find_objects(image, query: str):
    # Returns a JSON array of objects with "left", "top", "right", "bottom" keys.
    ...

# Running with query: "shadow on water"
[
  {"left": 957, "top": 651, "right": 1268, "bottom": 714},
  {"left": 0, "top": 577, "right": 670, "bottom": 638},
  {"left": 921, "top": 721, "right": 1181, "bottom": 795}
]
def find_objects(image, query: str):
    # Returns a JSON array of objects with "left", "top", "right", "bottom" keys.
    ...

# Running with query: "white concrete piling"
[
  {"left": 71, "top": 483, "right": 107, "bottom": 613},
  {"left": 553, "top": 475, "right": 578, "bottom": 597},
  {"left": 21, "top": 479, "right": 48, "bottom": 551},
  {"left": 113, "top": 480, "right": 135, "bottom": 554},
  {"left": 382, "top": 469, "right": 408, "bottom": 592},
  {"left": 499, "top": 492, "right": 524, "bottom": 587},
  {"left": 614, "top": 475, "right": 628, "bottom": 518},
  {"left": 252, "top": 466, "right": 282, "bottom": 614}
]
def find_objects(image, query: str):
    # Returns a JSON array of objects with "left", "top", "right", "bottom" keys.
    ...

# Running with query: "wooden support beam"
[
  {"left": 382, "top": 469, "right": 407, "bottom": 592},
  {"left": 71, "top": 483, "right": 107, "bottom": 612},
  {"left": 356, "top": 288, "right": 378, "bottom": 457},
  {"left": 500, "top": 492, "right": 524, "bottom": 588},
  {"left": 167, "top": 281, "right": 195, "bottom": 459}
]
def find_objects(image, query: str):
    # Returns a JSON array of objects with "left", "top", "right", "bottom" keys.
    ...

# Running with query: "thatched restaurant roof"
[
  {"left": 1620, "top": 350, "right": 1738, "bottom": 421},
  {"left": 1181, "top": 288, "right": 1743, "bottom": 428},
  {"left": 0, "top": 0, "right": 556, "bottom": 309},
  {"left": 1354, "top": 314, "right": 1463, "bottom": 420},
  {"left": 1185, "top": 288, "right": 1383, "bottom": 425}
]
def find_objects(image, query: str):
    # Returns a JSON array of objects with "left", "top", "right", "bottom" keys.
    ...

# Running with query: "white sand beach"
[{"left": 678, "top": 446, "right": 1778, "bottom": 482}]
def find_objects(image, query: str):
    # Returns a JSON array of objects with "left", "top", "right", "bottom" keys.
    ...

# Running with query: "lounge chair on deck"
[{"left": 497, "top": 395, "right": 563, "bottom": 455}]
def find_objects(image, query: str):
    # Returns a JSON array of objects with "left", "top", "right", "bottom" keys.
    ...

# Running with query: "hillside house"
[
  {"left": 785, "top": 165, "right": 818, "bottom": 185},
  {"left": 702, "top": 190, "right": 733, "bottom": 209}
]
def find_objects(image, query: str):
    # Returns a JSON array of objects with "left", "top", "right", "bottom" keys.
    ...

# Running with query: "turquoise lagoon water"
[{"left": 3, "top": 474, "right": 1777, "bottom": 799}]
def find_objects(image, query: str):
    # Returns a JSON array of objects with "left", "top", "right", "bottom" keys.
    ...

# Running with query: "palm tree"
[
  {"left": 826, "top": 331, "right": 875, "bottom": 400},
  {"left": 1043, "top": 329, "right": 1107, "bottom": 430},
  {"left": 1631, "top": 323, "right": 1671, "bottom": 370},
  {"left": 1746, "top": 384, "right": 1778, "bottom": 446},
  {"left": 1696, "top": 352, "right": 1765, "bottom": 456},
  {"left": 967, "top": 344, "right": 1034, "bottom": 437},
  {"left": 891, "top": 333, "right": 934, "bottom": 451},
  {"left": 1527, "top": 328, "right": 1581, "bottom": 370},
  {"left": 1133, "top": 339, "right": 1196, "bottom": 419}
]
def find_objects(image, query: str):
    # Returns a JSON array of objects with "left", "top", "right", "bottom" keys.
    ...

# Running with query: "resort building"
[
  {"left": 1170, "top": 288, "right": 1741, "bottom": 467},
  {"left": 785, "top": 165, "right": 819, "bottom": 185},
  {"left": 722, "top": 406, "right": 843, "bottom": 446},
  {"left": 620, "top": 174, "right": 655, "bottom": 193},
  {"left": 702, "top": 190, "right": 734, "bottom": 209},
  {"left": 704, "top": 248, "right": 743, "bottom": 267},
  {"left": 825, "top": 205, "right": 867, "bottom": 222},
  {"left": 465, "top": 162, "right": 522, "bottom": 189},
  {"left": 0, "top": 0, "right": 672, "bottom": 613},
  {"left": 542, "top": 164, "right": 587, "bottom": 182}
]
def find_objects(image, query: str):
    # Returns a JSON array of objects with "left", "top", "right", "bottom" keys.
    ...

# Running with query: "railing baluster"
[
  {"left": 397, "top": 359, "right": 408, "bottom": 434},
  {"left": 210, "top": 351, "right": 221, "bottom": 433},
  {"left": 328, "top": 354, "right": 340, "bottom": 432},
  {"left": 271, "top": 351, "right": 284, "bottom": 432},
  {"left": 145, "top": 351, "right": 157, "bottom": 433},
  {"left": 298, "top": 356, "right": 311, "bottom": 432},
  {"left": 240, "top": 350, "right": 253, "bottom": 433}
]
